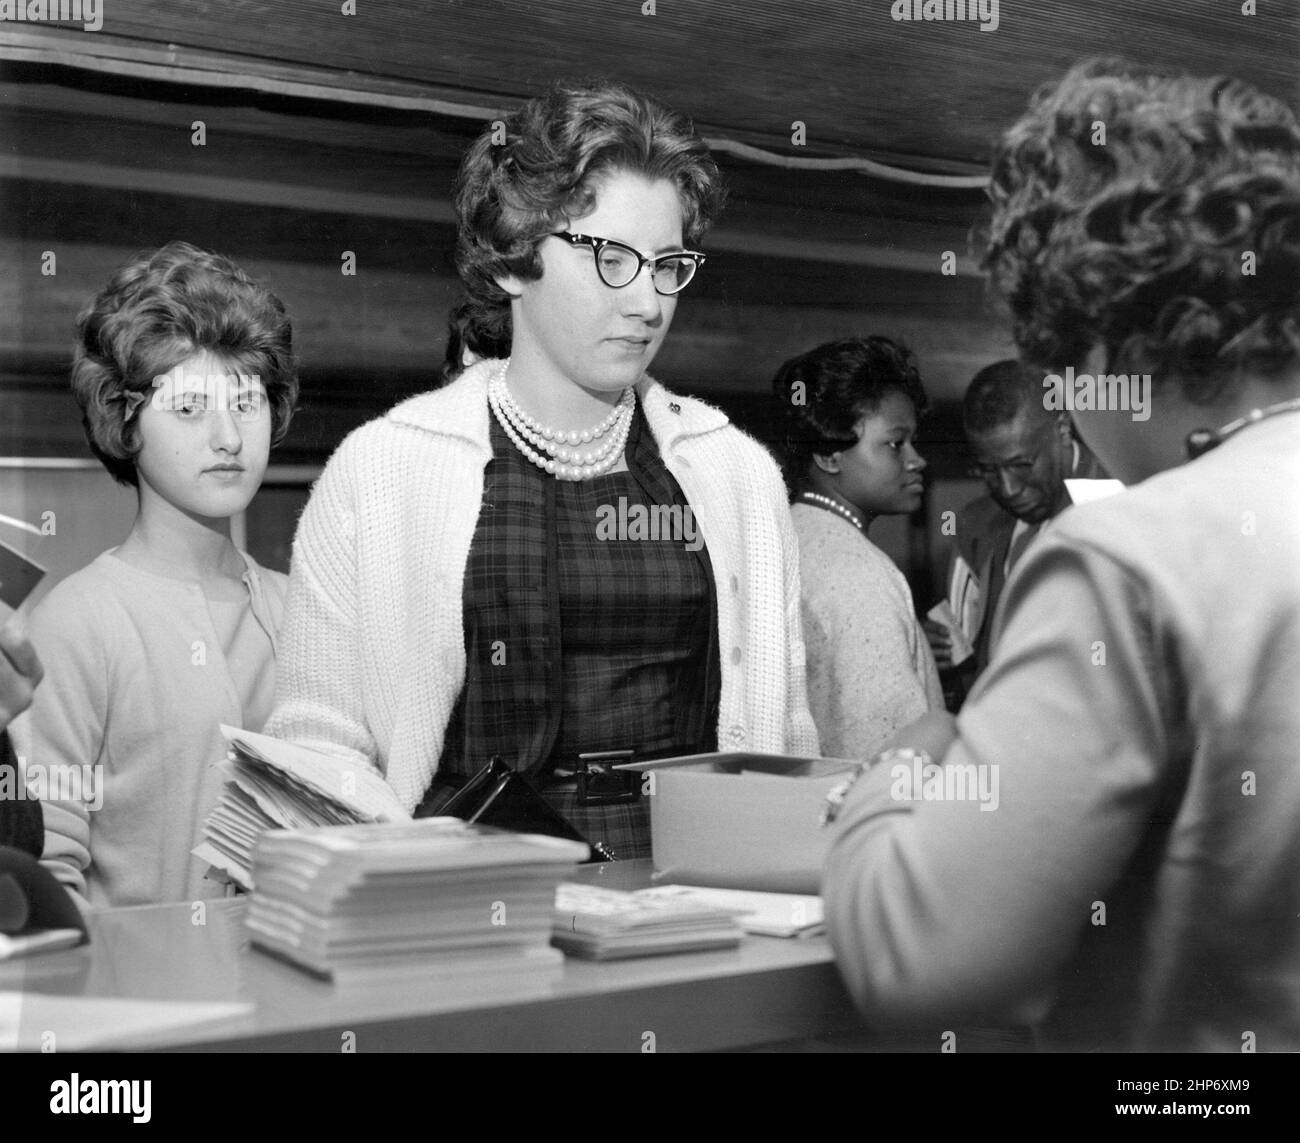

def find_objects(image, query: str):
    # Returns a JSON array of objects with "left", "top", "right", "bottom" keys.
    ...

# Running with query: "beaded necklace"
[
  {"left": 488, "top": 358, "right": 635, "bottom": 481},
  {"left": 798, "top": 490, "right": 866, "bottom": 533}
]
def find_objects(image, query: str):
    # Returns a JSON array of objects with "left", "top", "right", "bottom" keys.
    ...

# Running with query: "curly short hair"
[
  {"left": 985, "top": 57, "right": 1300, "bottom": 405},
  {"left": 452, "top": 79, "right": 726, "bottom": 353},
  {"left": 72, "top": 241, "right": 298, "bottom": 486},
  {"left": 770, "top": 336, "right": 929, "bottom": 494}
]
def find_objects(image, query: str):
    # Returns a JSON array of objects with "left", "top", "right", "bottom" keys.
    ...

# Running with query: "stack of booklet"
[
  {"left": 551, "top": 883, "right": 826, "bottom": 959},
  {"left": 247, "top": 818, "right": 590, "bottom": 981},
  {"left": 194, "top": 726, "right": 412, "bottom": 891},
  {"left": 552, "top": 883, "right": 744, "bottom": 960},
  {"left": 636, "top": 885, "right": 826, "bottom": 938}
]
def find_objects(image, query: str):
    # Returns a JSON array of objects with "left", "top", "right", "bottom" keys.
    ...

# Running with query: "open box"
[{"left": 616, "top": 753, "right": 857, "bottom": 894}]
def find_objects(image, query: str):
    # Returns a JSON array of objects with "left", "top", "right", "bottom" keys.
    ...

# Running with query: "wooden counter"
[{"left": 1, "top": 860, "right": 861, "bottom": 1052}]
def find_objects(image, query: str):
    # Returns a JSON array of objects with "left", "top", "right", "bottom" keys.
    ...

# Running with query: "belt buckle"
[{"left": 575, "top": 749, "right": 640, "bottom": 806}]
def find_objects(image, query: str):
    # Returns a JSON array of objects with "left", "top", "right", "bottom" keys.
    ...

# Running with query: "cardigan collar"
[{"left": 384, "top": 358, "right": 730, "bottom": 458}]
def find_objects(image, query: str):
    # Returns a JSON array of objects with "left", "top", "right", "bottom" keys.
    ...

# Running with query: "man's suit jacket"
[
  {"left": 953, "top": 495, "right": 1019, "bottom": 676},
  {"left": 950, "top": 446, "right": 1110, "bottom": 679}
]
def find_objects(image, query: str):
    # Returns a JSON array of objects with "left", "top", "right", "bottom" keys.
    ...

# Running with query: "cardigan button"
[
  {"left": 726, "top": 725, "right": 746, "bottom": 745},
  {"left": 669, "top": 402, "right": 681, "bottom": 414},
  {"left": 730, "top": 646, "right": 742, "bottom": 665},
  {"left": 729, "top": 574, "right": 739, "bottom": 594}
]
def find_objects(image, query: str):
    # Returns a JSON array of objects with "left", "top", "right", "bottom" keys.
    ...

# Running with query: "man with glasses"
[{"left": 926, "top": 359, "right": 1106, "bottom": 705}]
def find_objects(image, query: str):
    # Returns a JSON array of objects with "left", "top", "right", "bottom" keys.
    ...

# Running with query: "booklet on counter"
[
  {"left": 193, "top": 726, "right": 412, "bottom": 891},
  {"left": 638, "top": 885, "right": 826, "bottom": 938},
  {"left": 552, "top": 882, "right": 744, "bottom": 960}
]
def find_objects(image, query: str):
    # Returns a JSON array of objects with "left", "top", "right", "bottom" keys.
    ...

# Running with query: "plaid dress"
[{"left": 422, "top": 397, "right": 721, "bottom": 860}]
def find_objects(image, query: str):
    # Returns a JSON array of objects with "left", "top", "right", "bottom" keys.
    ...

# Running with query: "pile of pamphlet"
[
  {"left": 551, "top": 882, "right": 744, "bottom": 960},
  {"left": 194, "top": 726, "right": 411, "bottom": 891},
  {"left": 247, "top": 818, "right": 589, "bottom": 980}
]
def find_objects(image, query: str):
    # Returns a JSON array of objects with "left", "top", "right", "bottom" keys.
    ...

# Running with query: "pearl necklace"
[
  {"left": 798, "top": 491, "right": 865, "bottom": 532},
  {"left": 488, "top": 360, "right": 634, "bottom": 481}
]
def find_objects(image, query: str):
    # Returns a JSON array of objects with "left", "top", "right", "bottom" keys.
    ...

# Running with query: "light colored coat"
[{"left": 265, "top": 359, "right": 820, "bottom": 809}]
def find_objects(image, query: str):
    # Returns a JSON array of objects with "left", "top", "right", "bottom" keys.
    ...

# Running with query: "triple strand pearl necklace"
[
  {"left": 798, "top": 490, "right": 866, "bottom": 533},
  {"left": 488, "top": 359, "right": 635, "bottom": 481}
]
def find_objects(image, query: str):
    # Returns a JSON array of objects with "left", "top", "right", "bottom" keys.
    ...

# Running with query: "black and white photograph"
[{"left": 0, "top": 0, "right": 1296, "bottom": 1116}]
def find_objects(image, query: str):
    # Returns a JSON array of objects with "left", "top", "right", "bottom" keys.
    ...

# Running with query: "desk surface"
[{"left": 2, "top": 861, "right": 859, "bottom": 1051}]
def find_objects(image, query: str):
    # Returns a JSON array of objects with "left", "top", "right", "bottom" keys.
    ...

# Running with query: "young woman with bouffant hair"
[
  {"left": 266, "top": 80, "right": 819, "bottom": 861},
  {"left": 12, "top": 241, "right": 298, "bottom": 908},
  {"left": 771, "top": 336, "right": 943, "bottom": 762},
  {"left": 825, "top": 57, "right": 1300, "bottom": 1051}
]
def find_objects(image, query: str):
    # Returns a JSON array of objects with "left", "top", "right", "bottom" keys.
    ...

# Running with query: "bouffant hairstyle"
[
  {"left": 985, "top": 57, "right": 1300, "bottom": 405},
  {"left": 962, "top": 358, "right": 1050, "bottom": 436},
  {"left": 770, "top": 336, "right": 929, "bottom": 494},
  {"left": 71, "top": 241, "right": 298, "bottom": 486},
  {"left": 453, "top": 79, "right": 726, "bottom": 353}
]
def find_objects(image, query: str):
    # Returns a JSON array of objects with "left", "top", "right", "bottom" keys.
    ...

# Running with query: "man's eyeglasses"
[
  {"left": 550, "top": 231, "right": 706, "bottom": 295},
  {"left": 968, "top": 456, "right": 1039, "bottom": 483}
]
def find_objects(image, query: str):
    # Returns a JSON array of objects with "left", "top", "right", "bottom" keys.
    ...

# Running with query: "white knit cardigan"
[{"left": 265, "top": 359, "right": 820, "bottom": 810}]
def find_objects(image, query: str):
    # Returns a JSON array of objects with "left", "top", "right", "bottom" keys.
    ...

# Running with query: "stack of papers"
[
  {"left": 552, "top": 883, "right": 744, "bottom": 960},
  {"left": 246, "top": 818, "right": 589, "bottom": 980},
  {"left": 639, "top": 885, "right": 825, "bottom": 938},
  {"left": 194, "top": 726, "right": 411, "bottom": 891}
]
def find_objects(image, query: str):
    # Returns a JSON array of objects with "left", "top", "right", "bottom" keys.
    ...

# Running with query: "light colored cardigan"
[
  {"left": 793, "top": 504, "right": 943, "bottom": 761},
  {"left": 265, "top": 359, "right": 820, "bottom": 808},
  {"left": 10, "top": 550, "right": 286, "bottom": 909}
]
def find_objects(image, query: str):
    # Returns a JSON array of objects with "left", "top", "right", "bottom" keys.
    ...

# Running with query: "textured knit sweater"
[
  {"left": 793, "top": 504, "right": 943, "bottom": 761},
  {"left": 9, "top": 550, "right": 286, "bottom": 909},
  {"left": 265, "top": 359, "right": 821, "bottom": 808}
]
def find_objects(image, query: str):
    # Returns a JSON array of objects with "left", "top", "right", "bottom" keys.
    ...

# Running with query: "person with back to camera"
[
  {"left": 823, "top": 57, "right": 1300, "bottom": 1050},
  {"left": 265, "top": 80, "right": 819, "bottom": 862},
  {"left": 10, "top": 242, "right": 298, "bottom": 909},
  {"left": 772, "top": 337, "right": 944, "bottom": 761}
]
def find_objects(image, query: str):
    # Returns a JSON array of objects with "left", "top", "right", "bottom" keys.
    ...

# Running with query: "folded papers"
[
  {"left": 246, "top": 818, "right": 588, "bottom": 980},
  {"left": 194, "top": 726, "right": 412, "bottom": 891}
]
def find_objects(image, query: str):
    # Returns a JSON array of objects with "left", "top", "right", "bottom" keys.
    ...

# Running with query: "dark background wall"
[{"left": 2, "top": 0, "right": 1295, "bottom": 604}]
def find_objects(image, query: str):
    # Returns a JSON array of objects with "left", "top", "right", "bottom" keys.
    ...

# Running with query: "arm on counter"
[{"left": 823, "top": 538, "right": 1169, "bottom": 1026}]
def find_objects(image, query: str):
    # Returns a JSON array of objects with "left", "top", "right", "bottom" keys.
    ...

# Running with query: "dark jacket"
[{"left": 0, "top": 730, "right": 42, "bottom": 858}]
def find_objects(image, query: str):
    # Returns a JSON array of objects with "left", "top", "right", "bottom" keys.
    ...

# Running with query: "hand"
[
  {"left": 0, "top": 618, "right": 44, "bottom": 729},
  {"left": 923, "top": 618, "right": 954, "bottom": 671}
]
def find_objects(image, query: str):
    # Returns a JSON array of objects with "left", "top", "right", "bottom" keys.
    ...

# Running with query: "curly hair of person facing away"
[{"left": 984, "top": 56, "right": 1300, "bottom": 405}]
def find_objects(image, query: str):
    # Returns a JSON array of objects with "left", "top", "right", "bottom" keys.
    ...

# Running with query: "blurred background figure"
[
  {"left": 925, "top": 358, "right": 1106, "bottom": 706},
  {"left": 773, "top": 337, "right": 943, "bottom": 761}
]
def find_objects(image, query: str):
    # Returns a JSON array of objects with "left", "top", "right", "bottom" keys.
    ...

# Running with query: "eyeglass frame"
[
  {"left": 548, "top": 231, "right": 706, "bottom": 295},
  {"left": 966, "top": 421, "right": 1061, "bottom": 485}
]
